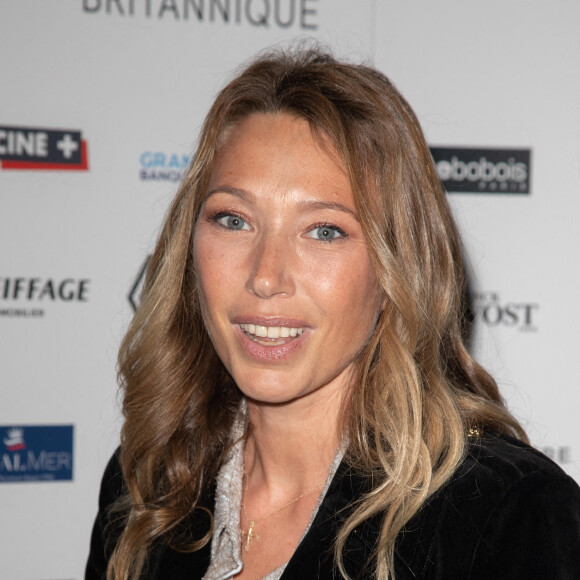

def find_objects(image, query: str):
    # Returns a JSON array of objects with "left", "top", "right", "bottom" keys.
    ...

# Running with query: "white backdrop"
[{"left": 1, "top": 1, "right": 578, "bottom": 578}]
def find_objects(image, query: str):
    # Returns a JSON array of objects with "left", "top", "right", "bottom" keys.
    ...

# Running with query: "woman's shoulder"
[
  {"left": 395, "top": 430, "right": 580, "bottom": 579},
  {"left": 450, "top": 429, "right": 576, "bottom": 499},
  {"left": 86, "top": 448, "right": 126, "bottom": 580},
  {"left": 96, "top": 447, "right": 126, "bottom": 507},
  {"left": 442, "top": 429, "right": 580, "bottom": 539}
]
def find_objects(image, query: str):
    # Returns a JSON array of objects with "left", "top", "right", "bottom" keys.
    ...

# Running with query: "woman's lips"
[{"left": 233, "top": 319, "right": 310, "bottom": 361}]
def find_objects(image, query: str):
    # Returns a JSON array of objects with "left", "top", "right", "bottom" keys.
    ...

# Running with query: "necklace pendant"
[{"left": 242, "top": 520, "right": 260, "bottom": 552}]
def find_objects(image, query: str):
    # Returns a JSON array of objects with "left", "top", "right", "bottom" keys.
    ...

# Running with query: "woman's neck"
[{"left": 243, "top": 388, "right": 343, "bottom": 499}]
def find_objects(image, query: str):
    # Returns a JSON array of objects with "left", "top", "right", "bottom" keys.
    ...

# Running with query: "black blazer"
[{"left": 86, "top": 431, "right": 580, "bottom": 579}]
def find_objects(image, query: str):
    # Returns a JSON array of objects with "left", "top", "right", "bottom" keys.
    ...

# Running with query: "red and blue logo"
[
  {"left": 3, "top": 428, "right": 26, "bottom": 451},
  {"left": 0, "top": 126, "right": 89, "bottom": 171},
  {"left": 0, "top": 425, "right": 74, "bottom": 482}
]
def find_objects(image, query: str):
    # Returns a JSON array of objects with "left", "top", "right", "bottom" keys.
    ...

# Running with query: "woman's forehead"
[
  {"left": 205, "top": 115, "right": 355, "bottom": 214},
  {"left": 212, "top": 114, "right": 347, "bottom": 185}
]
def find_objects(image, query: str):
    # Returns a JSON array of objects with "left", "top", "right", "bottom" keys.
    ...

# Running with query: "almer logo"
[
  {"left": 430, "top": 147, "right": 531, "bottom": 194},
  {"left": 0, "top": 125, "right": 89, "bottom": 171},
  {"left": 4, "top": 428, "right": 26, "bottom": 451},
  {"left": 0, "top": 425, "right": 74, "bottom": 482},
  {"left": 140, "top": 152, "right": 189, "bottom": 182}
]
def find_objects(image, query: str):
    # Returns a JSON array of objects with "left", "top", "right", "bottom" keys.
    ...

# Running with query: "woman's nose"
[{"left": 246, "top": 233, "right": 295, "bottom": 299}]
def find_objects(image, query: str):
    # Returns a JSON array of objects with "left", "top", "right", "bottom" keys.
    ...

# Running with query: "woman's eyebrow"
[
  {"left": 204, "top": 187, "right": 359, "bottom": 221},
  {"left": 297, "top": 200, "right": 359, "bottom": 221},
  {"left": 205, "top": 185, "right": 254, "bottom": 201}
]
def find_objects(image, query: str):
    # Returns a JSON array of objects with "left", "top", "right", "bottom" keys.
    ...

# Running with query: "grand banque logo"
[{"left": 139, "top": 151, "right": 189, "bottom": 182}]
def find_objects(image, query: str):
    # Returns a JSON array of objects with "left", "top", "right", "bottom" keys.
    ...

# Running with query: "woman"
[{"left": 86, "top": 47, "right": 580, "bottom": 579}]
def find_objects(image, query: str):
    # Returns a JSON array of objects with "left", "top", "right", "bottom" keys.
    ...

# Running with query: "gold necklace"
[{"left": 240, "top": 473, "right": 325, "bottom": 552}]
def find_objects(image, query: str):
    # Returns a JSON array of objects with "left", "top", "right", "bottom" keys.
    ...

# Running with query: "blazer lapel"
[
  {"left": 281, "top": 461, "right": 380, "bottom": 580},
  {"left": 144, "top": 462, "right": 384, "bottom": 580}
]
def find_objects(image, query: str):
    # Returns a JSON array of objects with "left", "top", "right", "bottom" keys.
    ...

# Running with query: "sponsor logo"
[
  {"left": 0, "top": 425, "right": 74, "bottom": 482},
  {"left": 128, "top": 256, "right": 150, "bottom": 312},
  {"left": 4, "top": 428, "right": 26, "bottom": 451},
  {"left": 139, "top": 151, "right": 189, "bottom": 182},
  {"left": 539, "top": 445, "right": 572, "bottom": 465},
  {"left": 0, "top": 126, "right": 89, "bottom": 171},
  {"left": 82, "top": 0, "right": 319, "bottom": 29},
  {"left": 473, "top": 291, "right": 538, "bottom": 332},
  {"left": 0, "top": 277, "right": 91, "bottom": 318},
  {"left": 430, "top": 147, "right": 530, "bottom": 194}
]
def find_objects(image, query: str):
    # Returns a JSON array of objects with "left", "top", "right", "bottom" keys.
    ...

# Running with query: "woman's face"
[{"left": 193, "top": 113, "right": 382, "bottom": 406}]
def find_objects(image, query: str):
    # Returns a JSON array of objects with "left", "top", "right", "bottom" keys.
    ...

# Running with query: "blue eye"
[
  {"left": 307, "top": 225, "right": 347, "bottom": 242},
  {"left": 214, "top": 213, "right": 250, "bottom": 231}
]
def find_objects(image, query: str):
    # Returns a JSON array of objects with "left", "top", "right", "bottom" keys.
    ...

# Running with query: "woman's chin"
[{"left": 239, "top": 384, "right": 309, "bottom": 407}]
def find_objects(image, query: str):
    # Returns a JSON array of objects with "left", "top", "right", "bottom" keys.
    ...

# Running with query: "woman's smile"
[
  {"left": 239, "top": 324, "right": 305, "bottom": 343},
  {"left": 231, "top": 315, "right": 311, "bottom": 360},
  {"left": 235, "top": 322, "right": 311, "bottom": 361}
]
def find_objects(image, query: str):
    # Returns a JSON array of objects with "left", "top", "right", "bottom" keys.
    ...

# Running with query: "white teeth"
[{"left": 240, "top": 324, "right": 304, "bottom": 339}]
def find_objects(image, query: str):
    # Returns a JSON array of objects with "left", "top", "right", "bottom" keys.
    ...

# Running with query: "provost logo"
[
  {"left": 430, "top": 147, "right": 530, "bottom": 194},
  {"left": 139, "top": 152, "right": 189, "bottom": 182},
  {"left": 473, "top": 291, "right": 538, "bottom": 332},
  {"left": 0, "top": 425, "right": 74, "bottom": 483},
  {"left": 0, "top": 125, "right": 89, "bottom": 171}
]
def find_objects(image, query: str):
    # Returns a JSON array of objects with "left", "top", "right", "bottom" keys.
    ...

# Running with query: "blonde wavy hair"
[{"left": 109, "top": 46, "right": 527, "bottom": 579}]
